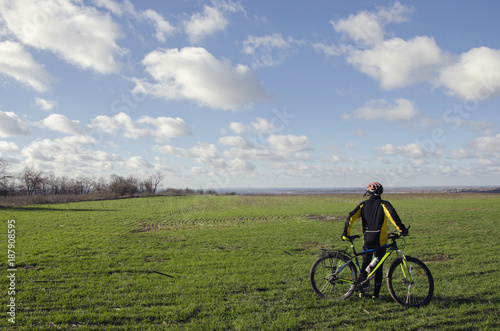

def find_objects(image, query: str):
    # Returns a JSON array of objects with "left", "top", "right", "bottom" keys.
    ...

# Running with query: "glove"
[{"left": 401, "top": 228, "right": 409, "bottom": 236}]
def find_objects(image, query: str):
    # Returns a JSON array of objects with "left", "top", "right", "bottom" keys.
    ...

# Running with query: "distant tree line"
[{"left": 0, "top": 159, "right": 224, "bottom": 206}]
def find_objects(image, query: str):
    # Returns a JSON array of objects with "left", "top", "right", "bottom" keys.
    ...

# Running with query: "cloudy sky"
[{"left": 1, "top": 0, "right": 500, "bottom": 190}]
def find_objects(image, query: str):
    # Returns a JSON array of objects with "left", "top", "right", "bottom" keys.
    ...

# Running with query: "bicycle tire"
[
  {"left": 386, "top": 256, "right": 434, "bottom": 307},
  {"left": 310, "top": 252, "right": 357, "bottom": 300}
]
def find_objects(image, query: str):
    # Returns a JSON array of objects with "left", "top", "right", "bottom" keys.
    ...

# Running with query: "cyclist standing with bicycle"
[{"left": 342, "top": 182, "right": 408, "bottom": 299}]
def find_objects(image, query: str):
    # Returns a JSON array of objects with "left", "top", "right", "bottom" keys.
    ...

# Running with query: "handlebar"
[
  {"left": 342, "top": 235, "right": 360, "bottom": 242},
  {"left": 388, "top": 232, "right": 401, "bottom": 240},
  {"left": 343, "top": 225, "right": 410, "bottom": 242}
]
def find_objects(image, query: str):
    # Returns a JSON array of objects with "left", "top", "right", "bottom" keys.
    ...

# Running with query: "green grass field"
[{"left": 1, "top": 194, "right": 499, "bottom": 330}]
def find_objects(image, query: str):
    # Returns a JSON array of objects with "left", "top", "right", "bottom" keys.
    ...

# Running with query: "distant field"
[{"left": 1, "top": 194, "right": 499, "bottom": 330}]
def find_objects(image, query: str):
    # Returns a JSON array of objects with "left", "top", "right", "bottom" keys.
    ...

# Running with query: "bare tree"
[
  {"left": 142, "top": 179, "right": 153, "bottom": 194},
  {"left": 0, "top": 158, "right": 7, "bottom": 179},
  {"left": 93, "top": 177, "right": 108, "bottom": 193},
  {"left": 109, "top": 174, "right": 140, "bottom": 196},
  {"left": 151, "top": 171, "right": 165, "bottom": 194},
  {"left": 141, "top": 172, "right": 165, "bottom": 194},
  {"left": 0, "top": 158, "right": 10, "bottom": 195},
  {"left": 21, "top": 166, "right": 45, "bottom": 195},
  {"left": 72, "top": 176, "right": 93, "bottom": 195}
]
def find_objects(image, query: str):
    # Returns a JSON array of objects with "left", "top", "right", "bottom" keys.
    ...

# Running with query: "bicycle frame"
[
  {"left": 310, "top": 227, "right": 433, "bottom": 306},
  {"left": 339, "top": 236, "right": 407, "bottom": 286}
]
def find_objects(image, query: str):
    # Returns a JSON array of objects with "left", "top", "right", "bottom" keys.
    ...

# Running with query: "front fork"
[{"left": 395, "top": 250, "right": 414, "bottom": 284}]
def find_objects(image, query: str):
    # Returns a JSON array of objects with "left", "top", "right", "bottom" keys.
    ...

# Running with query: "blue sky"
[{"left": 1, "top": 0, "right": 500, "bottom": 190}]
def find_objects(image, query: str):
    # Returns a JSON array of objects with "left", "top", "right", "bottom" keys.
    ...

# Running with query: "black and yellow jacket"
[{"left": 343, "top": 195, "right": 406, "bottom": 247}]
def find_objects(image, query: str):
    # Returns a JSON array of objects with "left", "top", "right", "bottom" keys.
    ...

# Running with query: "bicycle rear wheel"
[
  {"left": 310, "top": 252, "right": 356, "bottom": 300},
  {"left": 387, "top": 256, "right": 434, "bottom": 307}
]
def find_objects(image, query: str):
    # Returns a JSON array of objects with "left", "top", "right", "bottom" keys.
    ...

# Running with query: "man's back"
[{"left": 344, "top": 195, "right": 405, "bottom": 247}]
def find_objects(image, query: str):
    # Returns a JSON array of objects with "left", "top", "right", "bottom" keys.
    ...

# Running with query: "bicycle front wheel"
[
  {"left": 387, "top": 256, "right": 434, "bottom": 307},
  {"left": 310, "top": 252, "right": 356, "bottom": 300}
]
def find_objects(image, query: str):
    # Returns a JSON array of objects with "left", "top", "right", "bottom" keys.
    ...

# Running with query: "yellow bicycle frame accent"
[{"left": 366, "top": 250, "right": 393, "bottom": 278}]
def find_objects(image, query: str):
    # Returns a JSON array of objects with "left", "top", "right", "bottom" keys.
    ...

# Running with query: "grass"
[{"left": 0, "top": 194, "right": 499, "bottom": 330}]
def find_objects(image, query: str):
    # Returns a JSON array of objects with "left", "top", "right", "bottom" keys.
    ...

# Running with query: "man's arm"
[
  {"left": 343, "top": 204, "right": 363, "bottom": 237},
  {"left": 382, "top": 201, "right": 407, "bottom": 233}
]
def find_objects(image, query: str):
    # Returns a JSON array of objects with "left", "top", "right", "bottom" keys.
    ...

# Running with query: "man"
[{"left": 342, "top": 182, "right": 408, "bottom": 299}]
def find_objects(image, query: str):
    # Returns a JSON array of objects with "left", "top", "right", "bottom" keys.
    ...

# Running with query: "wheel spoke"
[
  {"left": 310, "top": 252, "right": 356, "bottom": 300},
  {"left": 387, "top": 257, "right": 434, "bottom": 307}
]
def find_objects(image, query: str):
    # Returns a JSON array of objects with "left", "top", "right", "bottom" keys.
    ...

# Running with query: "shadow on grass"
[
  {"left": 430, "top": 294, "right": 498, "bottom": 307},
  {"left": 324, "top": 291, "right": 499, "bottom": 308}
]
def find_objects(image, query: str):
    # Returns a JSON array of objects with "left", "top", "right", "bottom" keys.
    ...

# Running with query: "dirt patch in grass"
[
  {"left": 144, "top": 256, "right": 170, "bottom": 262},
  {"left": 298, "top": 242, "right": 330, "bottom": 250},
  {"left": 306, "top": 215, "right": 344, "bottom": 222},
  {"left": 421, "top": 253, "right": 453, "bottom": 263}
]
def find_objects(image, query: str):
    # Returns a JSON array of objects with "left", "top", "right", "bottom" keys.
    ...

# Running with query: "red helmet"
[{"left": 365, "top": 182, "right": 383, "bottom": 195}]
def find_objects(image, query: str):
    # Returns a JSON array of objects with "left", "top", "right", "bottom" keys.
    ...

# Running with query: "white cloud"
[
  {"left": 133, "top": 47, "right": 269, "bottom": 111},
  {"left": 19, "top": 135, "right": 155, "bottom": 176},
  {"left": 156, "top": 134, "right": 312, "bottom": 172},
  {"left": 212, "top": 134, "right": 314, "bottom": 166},
  {"left": 476, "top": 158, "right": 496, "bottom": 166},
  {"left": 217, "top": 136, "right": 254, "bottom": 149},
  {"left": 138, "top": 116, "right": 191, "bottom": 141},
  {"left": 126, "top": 156, "right": 153, "bottom": 169},
  {"left": 184, "top": 1, "right": 243, "bottom": 43},
  {"left": 93, "top": 0, "right": 129, "bottom": 15},
  {"left": 330, "top": 2, "right": 412, "bottom": 47},
  {"left": 347, "top": 36, "right": 449, "bottom": 89},
  {"left": 328, "top": 151, "right": 357, "bottom": 164},
  {"left": 377, "top": 1, "right": 413, "bottom": 24},
  {"left": 243, "top": 33, "right": 291, "bottom": 55},
  {"left": 438, "top": 47, "right": 500, "bottom": 101},
  {"left": 462, "top": 120, "right": 493, "bottom": 134},
  {"left": 40, "top": 113, "right": 81, "bottom": 135},
  {"left": 376, "top": 143, "right": 425, "bottom": 158},
  {"left": 91, "top": 112, "right": 191, "bottom": 142},
  {"left": 154, "top": 142, "right": 222, "bottom": 166},
  {"left": 0, "top": 141, "right": 19, "bottom": 153},
  {"left": 94, "top": 0, "right": 176, "bottom": 42},
  {"left": 0, "top": 111, "right": 31, "bottom": 137},
  {"left": 0, "top": 0, "right": 124, "bottom": 74},
  {"left": 185, "top": 5, "right": 226, "bottom": 43},
  {"left": 142, "top": 9, "right": 176, "bottom": 42},
  {"left": 0, "top": 41, "right": 54, "bottom": 92},
  {"left": 228, "top": 122, "right": 247, "bottom": 134},
  {"left": 34, "top": 97, "right": 57, "bottom": 111},
  {"left": 22, "top": 135, "right": 97, "bottom": 164},
  {"left": 243, "top": 33, "right": 294, "bottom": 68},
  {"left": 313, "top": 42, "right": 347, "bottom": 57},
  {"left": 470, "top": 133, "right": 500, "bottom": 152},
  {"left": 228, "top": 158, "right": 255, "bottom": 171},
  {"left": 450, "top": 149, "right": 474, "bottom": 159},
  {"left": 153, "top": 145, "right": 190, "bottom": 158},
  {"left": 344, "top": 98, "right": 418, "bottom": 122},
  {"left": 325, "top": 2, "right": 500, "bottom": 104},
  {"left": 332, "top": 10, "right": 385, "bottom": 47},
  {"left": 222, "top": 145, "right": 276, "bottom": 162},
  {"left": 189, "top": 142, "right": 221, "bottom": 164},
  {"left": 229, "top": 118, "right": 276, "bottom": 134},
  {"left": 267, "top": 134, "right": 311, "bottom": 152}
]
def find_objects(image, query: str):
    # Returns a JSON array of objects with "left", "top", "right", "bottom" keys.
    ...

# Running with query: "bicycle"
[{"left": 309, "top": 230, "right": 434, "bottom": 307}]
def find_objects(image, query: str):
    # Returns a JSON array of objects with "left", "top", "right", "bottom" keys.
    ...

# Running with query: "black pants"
[{"left": 361, "top": 246, "right": 386, "bottom": 296}]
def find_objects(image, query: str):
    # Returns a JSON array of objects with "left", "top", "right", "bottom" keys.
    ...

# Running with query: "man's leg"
[
  {"left": 361, "top": 250, "right": 372, "bottom": 278},
  {"left": 373, "top": 248, "right": 386, "bottom": 297},
  {"left": 360, "top": 248, "right": 372, "bottom": 294}
]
